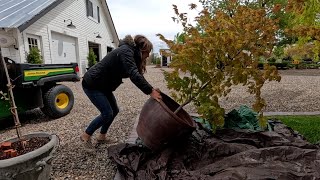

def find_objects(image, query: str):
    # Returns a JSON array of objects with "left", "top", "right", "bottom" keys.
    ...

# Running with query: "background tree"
[
  {"left": 200, "top": 0, "right": 297, "bottom": 45},
  {"left": 174, "top": 32, "right": 186, "bottom": 44},
  {"left": 285, "top": 0, "right": 320, "bottom": 62},
  {"left": 155, "top": 57, "right": 161, "bottom": 67},
  {"left": 285, "top": 43, "right": 317, "bottom": 62}
]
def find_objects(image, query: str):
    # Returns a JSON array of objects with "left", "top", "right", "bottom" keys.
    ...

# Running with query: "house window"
[
  {"left": 27, "top": 34, "right": 42, "bottom": 56},
  {"left": 86, "top": 0, "right": 93, "bottom": 17},
  {"left": 28, "top": 37, "right": 39, "bottom": 50},
  {"left": 86, "top": 0, "right": 100, "bottom": 23}
]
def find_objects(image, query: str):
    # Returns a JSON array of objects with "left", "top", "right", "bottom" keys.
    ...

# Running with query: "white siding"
[{"left": 21, "top": 0, "right": 117, "bottom": 75}]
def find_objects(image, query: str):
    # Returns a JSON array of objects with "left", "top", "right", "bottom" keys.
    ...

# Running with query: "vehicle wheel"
[{"left": 41, "top": 84, "right": 74, "bottom": 118}]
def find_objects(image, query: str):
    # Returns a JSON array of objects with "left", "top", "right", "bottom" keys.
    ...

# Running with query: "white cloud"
[{"left": 106, "top": 0, "right": 201, "bottom": 53}]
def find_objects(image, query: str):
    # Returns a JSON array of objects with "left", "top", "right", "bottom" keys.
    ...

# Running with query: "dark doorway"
[
  {"left": 162, "top": 56, "right": 167, "bottom": 66},
  {"left": 88, "top": 42, "right": 100, "bottom": 61}
]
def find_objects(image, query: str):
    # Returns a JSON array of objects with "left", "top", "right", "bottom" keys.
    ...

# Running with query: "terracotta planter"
[
  {"left": 0, "top": 132, "right": 59, "bottom": 180},
  {"left": 137, "top": 92, "right": 196, "bottom": 152}
]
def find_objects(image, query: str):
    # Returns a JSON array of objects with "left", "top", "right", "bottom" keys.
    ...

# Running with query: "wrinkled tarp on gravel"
[{"left": 108, "top": 121, "right": 320, "bottom": 180}]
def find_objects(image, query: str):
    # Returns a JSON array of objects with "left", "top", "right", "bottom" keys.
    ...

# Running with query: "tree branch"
[{"left": 174, "top": 81, "right": 210, "bottom": 114}]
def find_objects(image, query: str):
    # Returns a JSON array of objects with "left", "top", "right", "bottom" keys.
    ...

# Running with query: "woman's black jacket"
[{"left": 82, "top": 40, "right": 153, "bottom": 95}]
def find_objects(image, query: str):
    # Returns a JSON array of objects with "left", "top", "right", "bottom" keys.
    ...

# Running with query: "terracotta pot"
[{"left": 137, "top": 92, "right": 196, "bottom": 151}]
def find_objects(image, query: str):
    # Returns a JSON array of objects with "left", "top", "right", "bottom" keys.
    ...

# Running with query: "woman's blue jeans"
[{"left": 82, "top": 86, "right": 119, "bottom": 136}]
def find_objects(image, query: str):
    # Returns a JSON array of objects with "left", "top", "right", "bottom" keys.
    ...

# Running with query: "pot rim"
[
  {"left": 0, "top": 132, "right": 59, "bottom": 167},
  {"left": 158, "top": 93, "right": 196, "bottom": 128}
]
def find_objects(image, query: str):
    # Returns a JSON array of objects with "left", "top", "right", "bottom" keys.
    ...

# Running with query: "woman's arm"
[{"left": 120, "top": 48, "right": 153, "bottom": 94}]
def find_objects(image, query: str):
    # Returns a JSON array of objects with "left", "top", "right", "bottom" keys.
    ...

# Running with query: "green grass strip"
[{"left": 267, "top": 115, "right": 320, "bottom": 144}]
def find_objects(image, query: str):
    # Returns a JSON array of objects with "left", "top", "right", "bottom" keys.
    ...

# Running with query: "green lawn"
[{"left": 268, "top": 115, "right": 320, "bottom": 144}]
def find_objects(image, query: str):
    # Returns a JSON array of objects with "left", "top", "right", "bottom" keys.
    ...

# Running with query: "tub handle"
[{"left": 35, "top": 155, "right": 53, "bottom": 172}]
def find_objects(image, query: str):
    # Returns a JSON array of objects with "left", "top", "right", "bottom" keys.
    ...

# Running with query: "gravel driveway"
[{"left": 0, "top": 67, "right": 319, "bottom": 179}]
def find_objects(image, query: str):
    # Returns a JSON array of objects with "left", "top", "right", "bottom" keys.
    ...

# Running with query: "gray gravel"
[{"left": 0, "top": 67, "right": 319, "bottom": 179}]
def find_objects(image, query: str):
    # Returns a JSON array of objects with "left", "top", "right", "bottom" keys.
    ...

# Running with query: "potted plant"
[
  {"left": 26, "top": 47, "right": 43, "bottom": 64},
  {"left": 87, "top": 48, "right": 97, "bottom": 70},
  {"left": 0, "top": 53, "right": 59, "bottom": 179}
]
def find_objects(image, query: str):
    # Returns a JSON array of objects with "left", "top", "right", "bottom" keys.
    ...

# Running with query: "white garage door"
[{"left": 51, "top": 32, "right": 77, "bottom": 64}]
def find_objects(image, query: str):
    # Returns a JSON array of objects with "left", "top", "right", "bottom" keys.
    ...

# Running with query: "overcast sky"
[{"left": 106, "top": 0, "right": 201, "bottom": 54}]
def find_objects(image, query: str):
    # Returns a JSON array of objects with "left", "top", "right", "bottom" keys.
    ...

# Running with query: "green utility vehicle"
[{"left": 0, "top": 57, "right": 80, "bottom": 121}]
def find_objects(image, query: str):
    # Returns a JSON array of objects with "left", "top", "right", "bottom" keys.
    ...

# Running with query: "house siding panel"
[{"left": 22, "top": 0, "right": 117, "bottom": 75}]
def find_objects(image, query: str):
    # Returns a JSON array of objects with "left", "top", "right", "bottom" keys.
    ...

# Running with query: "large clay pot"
[
  {"left": 0, "top": 132, "right": 59, "bottom": 180},
  {"left": 137, "top": 92, "right": 196, "bottom": 151}
]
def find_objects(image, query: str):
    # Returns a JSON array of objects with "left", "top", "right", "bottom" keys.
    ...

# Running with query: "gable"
[{"left": 100, "top": 1, "right": 119, "bottom": 44}]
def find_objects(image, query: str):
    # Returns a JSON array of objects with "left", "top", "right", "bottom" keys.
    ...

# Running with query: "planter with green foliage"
[
  {"left": 87, "top": 48, "right": 97, "bottom": 69},
  {"left": 27, "top": 48, "right": 42, "bottom": 64}
]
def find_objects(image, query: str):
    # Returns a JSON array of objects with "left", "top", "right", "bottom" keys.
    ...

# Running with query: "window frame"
[
  {"left": 28, "top": 37, "right": 39, "bottom": 50},
  {"left": 86, "top": 0, "right": 100, "bottom": 23},
  {"left": 26, "top": 34, "right": 43, "bottom": 62}
]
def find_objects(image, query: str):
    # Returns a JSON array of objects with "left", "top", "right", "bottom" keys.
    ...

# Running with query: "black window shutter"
[{"left": 97, "top": 6, "right": 100, "bottom": 23}]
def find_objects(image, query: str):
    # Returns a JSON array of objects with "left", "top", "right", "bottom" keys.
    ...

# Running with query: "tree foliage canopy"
[{"left": 158, "top": 0, "right": 320, "bottom": 129}]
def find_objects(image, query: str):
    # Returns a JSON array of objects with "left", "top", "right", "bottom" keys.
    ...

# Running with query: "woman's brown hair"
[{"left": 134, "top": 35, "right": 153, "bottom": 74}]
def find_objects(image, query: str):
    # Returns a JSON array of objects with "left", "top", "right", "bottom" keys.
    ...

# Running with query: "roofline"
[
  {"left": 14, "top": 0, "right": 119, "bottom": 45},
  {"left": 18, "top": 0, "right": 64, "bottom": 32},
  {"left": 103, "top": 0, "right": 119, "bottom": 44}
]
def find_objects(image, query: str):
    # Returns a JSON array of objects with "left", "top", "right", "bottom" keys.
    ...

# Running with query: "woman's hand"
[{"left": 150, "top": 88, "right": 162, "bottom": 102}]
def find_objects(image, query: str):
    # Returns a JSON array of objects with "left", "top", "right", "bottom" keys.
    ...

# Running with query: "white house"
[{"left": 0, "top": 0, "right": 119, "bottom": 75}]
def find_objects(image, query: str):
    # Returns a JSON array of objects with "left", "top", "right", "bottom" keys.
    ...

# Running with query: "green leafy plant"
[
  {"left": 87, "top": 48, "right": 97, "bottom": 68},
  {"left": 157, "top": 0, "right": 320, "bottom": 130},
  {"left": 158, "top": 1, "right": 282, "bottom": 129},
  {"left": 26, "top": 47, "right": 42, "bottom": 64},
  {"left": 285, "top": 0, "right": 320, "bottom": 62}
]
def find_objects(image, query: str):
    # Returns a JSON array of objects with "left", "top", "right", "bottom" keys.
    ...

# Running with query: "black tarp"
[{"left": 108, "top": 121, "right": 320, "bottom": 180}]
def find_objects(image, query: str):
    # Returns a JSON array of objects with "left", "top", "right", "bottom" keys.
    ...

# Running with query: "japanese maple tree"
[{"left": 158, "top": 0, "right": 319, "bottom": 129}]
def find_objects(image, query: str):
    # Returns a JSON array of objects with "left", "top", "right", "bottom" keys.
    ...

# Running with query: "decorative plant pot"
[
  {"left": 0, "top": 132, "right": 59, "bottom": 180},
  {"left": 137, "top": 92, "right": 196, "bottom": 152}
]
